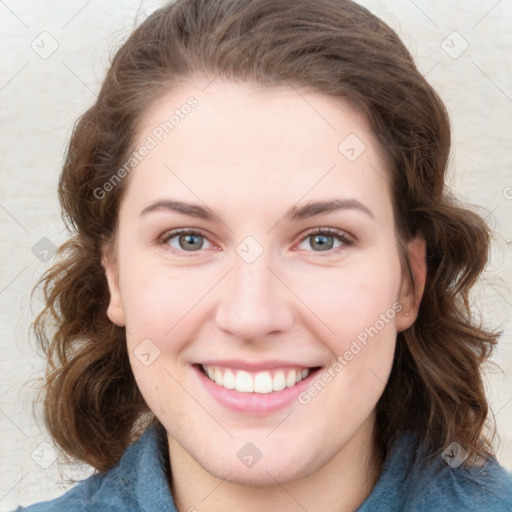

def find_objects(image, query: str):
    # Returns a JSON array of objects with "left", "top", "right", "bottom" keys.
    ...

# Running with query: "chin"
[{"left": 197, "top": 450, "right": 316, "bottom": 487}]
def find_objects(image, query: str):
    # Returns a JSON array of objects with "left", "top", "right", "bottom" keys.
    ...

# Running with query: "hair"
[{"left": 33, "top": 0, "right": 499, "bottom": 473}]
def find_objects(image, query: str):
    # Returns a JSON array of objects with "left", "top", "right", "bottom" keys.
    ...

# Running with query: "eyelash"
[{"left": 158, "top": 227, "right": 354, "bottom": 257}]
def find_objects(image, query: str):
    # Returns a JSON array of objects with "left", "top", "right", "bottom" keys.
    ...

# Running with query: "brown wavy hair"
[{"left": 32, "top": 0, "right": 499, "bottom": 473}]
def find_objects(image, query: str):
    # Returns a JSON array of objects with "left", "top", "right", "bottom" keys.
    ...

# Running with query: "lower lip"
[{"left": 194, "top": 365, "right": 320, "bottom": 415}]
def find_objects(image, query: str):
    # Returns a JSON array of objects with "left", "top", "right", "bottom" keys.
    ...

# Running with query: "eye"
[
  {"left": 160, "top": 229, "right": 214, "bottom": 253},
  {"left": 159, "top": 227, "right": 354, "bottom": 256},
  {"left": 296, "top": 228, "right": 354, "bottom": 253}
]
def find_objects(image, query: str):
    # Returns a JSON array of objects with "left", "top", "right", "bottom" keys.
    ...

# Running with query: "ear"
[
  {"left": 395, "top": 236, "right": 427, "bottom": 332},
  {"left": 101, "top": 243, "right": 126, "bottom": 327}
]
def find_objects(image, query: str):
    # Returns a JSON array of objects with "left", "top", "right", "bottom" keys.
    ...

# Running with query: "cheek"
[
  {"left": 119, "top": 261, "right": 211, "bottom": 342},
  {"left": 295, "top": 256, "right": 402, "bottom": 347},
  {"left": 295, "top": 252, "right": 402, "bottom": 412}
]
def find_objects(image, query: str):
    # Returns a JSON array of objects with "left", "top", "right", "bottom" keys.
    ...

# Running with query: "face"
[{"left": 103, "top": 78, "right": 425, "bottom": 487}]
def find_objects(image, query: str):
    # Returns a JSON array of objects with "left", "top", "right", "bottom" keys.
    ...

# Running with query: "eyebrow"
[
  {"left": 284, "top": 198, "right": 374, "bottom": 221},
  {"left": 140, "top": 198, "right": 374, "bottom": 222}
]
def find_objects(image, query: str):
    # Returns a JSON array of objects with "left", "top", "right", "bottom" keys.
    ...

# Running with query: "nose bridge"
[{"left": 215, "top": 242, "right": 293, "bottom": 340}]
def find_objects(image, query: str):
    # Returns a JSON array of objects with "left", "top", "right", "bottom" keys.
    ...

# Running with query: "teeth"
[
  {"left": 286, "top": 369, "right": 297, "bottom": 388},
  {"left": 254, "top": 372, "right": 273, "bottom": 394},
  {"left": 214, "top": 368, "right": 223, "bottom": 386},
  {"left": 202, "top": 365, "right": 311, "bottom": 394},
  {"left": 235, "top": 370, "right": 254, "bottom": 392},
  {"left": 273, "top": 371, "right": 286, "bottom": 391},
  {"left": 223, "top": 370, "right": 236, "bottom": 389}
]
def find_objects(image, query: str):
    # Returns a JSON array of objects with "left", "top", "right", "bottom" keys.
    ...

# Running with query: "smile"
[{"left": 201, "top": 364, "right": 311, "bottom": 394}]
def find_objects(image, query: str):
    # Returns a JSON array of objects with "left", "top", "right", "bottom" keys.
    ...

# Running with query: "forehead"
[{"left": 124, "top": 78, "right": 393, "bottom": 223}]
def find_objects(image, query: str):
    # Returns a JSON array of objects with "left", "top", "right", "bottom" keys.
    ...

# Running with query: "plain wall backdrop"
[{"left": 1, "top": 0, "right": 511, "bottom": 509}]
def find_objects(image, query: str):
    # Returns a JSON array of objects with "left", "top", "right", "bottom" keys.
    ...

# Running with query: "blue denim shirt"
[{"left": 14, "top": 423, "right": 512, "bottom": 511}]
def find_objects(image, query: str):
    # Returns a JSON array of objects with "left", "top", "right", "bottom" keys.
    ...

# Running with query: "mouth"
[
  {"left": 199, "top": 363, "right": 316, "bottom": 394},
  {"left": 193, "top": 362, "right": 322, "bottom": 414}
]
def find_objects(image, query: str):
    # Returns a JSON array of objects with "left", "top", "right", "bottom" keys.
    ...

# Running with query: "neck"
[{"left": 167, "top": 416, "right": 381, "bottom": 512}]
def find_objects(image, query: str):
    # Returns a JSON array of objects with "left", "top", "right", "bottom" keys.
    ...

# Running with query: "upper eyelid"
[
  {"left": 158, "top": 227, "right": 216, "bottom": 247},
  {"left": 303, "top": 227, "right": 353, "bottom": 240}
]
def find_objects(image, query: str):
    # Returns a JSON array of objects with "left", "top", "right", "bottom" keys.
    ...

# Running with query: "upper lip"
[{"left": 197, "top": 360, "right": 319, "bottom": 371}]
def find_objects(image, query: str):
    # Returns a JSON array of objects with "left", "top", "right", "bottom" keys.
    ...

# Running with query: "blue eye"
[
  {"left": 297, "top": 228, "right": 353, "bottom": 253},
  {"left": 161, "top": 229, "right": 213, "bottom": 252},
  {"left": 159, "top": 227, "right": 353, "bottom": 256}
]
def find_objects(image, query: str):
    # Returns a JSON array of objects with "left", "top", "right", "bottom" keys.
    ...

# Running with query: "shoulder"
[
  {"left": 416, "top": 454, "right": 512, "bottom": 511},
  {"left": 11, "top": 473, "right": 108, "bottom": 512},
  {"left": 359, "top": 433, "right": 512, "bottom": 512},
  {"left": 13, "top": 422, "right": 177, "bottom": 512}
]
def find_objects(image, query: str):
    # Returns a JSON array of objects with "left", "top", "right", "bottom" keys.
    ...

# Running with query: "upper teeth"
[{"left": 202, "top": 365, "right": 310, "bottom": 394}]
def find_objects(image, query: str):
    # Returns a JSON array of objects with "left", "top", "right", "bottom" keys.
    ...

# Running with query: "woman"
[{"left": 15, "top": 0, "right": 512, "bottom": 510}]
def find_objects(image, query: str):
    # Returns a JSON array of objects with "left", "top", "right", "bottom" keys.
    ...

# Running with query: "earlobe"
[
  {"left": 396, "top": 236, "right": 427, "bottom": 332},
  {"left": 101, "top": 248, "right": 126, "bottom": 327}
]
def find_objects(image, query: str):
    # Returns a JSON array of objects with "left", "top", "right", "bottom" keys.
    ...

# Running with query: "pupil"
[
  {"left": 181, "top": 234, "right": 202, "bottom": 251},
  {"left": 313, "top": 234, "right": 333, "bottom": 251}
]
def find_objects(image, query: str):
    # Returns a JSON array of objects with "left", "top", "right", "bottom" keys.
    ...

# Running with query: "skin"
[{"left": 103, "top": 77, "right": 426, "bottom": 512}]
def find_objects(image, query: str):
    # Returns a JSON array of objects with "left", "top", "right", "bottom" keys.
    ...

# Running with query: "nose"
[{"left": 215, "top": 250, "right": 294, "bottom": 342}]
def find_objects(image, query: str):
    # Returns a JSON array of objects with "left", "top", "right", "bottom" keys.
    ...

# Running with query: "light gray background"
[{"left": 1, "top": 0, "right": 511, "bottom": 509}]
